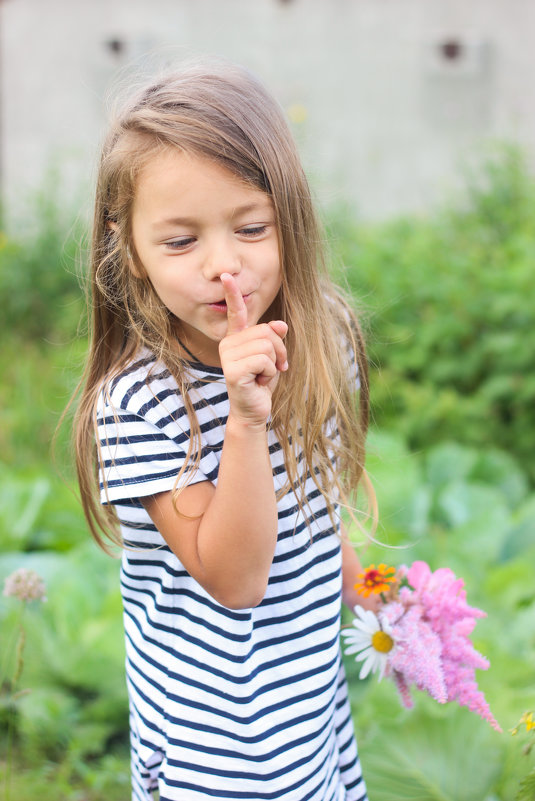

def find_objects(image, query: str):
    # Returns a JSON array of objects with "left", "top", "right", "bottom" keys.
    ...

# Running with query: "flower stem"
[
  {"left": 4, "top": 705, "right": 14, "bottom": 801},
  {"left": 13, "top": 625, "right": 26, "bottom": 687},
  {"left": 1, "top": 602, "right": 27, "bottom": 801},
  {"left": 0, "top": 605, "right": 25, "bottom": 689}
]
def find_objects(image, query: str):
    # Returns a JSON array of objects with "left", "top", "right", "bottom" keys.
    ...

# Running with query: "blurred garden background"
[{"left": 1, "top": 1, "right": 535, "bottom": 799}]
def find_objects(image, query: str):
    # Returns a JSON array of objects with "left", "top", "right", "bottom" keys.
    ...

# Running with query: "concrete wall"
[{"left": 1, "top": 0, "right": 534, "bottom": 227}]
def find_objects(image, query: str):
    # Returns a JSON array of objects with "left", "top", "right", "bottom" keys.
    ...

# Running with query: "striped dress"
[{"left": 97, "top": 349, "right": 368, "bottom": 801}]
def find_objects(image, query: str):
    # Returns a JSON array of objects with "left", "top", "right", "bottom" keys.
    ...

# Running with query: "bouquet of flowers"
[{"left": 342, "top": 560, "right": 502, "bottom": 731}]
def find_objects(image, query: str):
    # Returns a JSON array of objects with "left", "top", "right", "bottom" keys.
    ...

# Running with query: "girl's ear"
[{"left": 106, "top": 221, "right": 141, "bottom": 278}]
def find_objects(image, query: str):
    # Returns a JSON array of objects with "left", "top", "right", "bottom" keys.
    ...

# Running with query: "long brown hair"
[{"left": 73, "top": 61, "right": 374, "bottom": 550}]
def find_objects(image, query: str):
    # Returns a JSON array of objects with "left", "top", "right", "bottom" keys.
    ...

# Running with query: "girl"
[{"left": 74, "top": 61, "right": 372, "bottom": 801}]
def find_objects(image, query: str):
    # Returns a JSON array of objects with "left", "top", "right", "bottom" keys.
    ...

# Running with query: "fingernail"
[{"left": 281, "top": 360, "right": 289, "bottom": 371}]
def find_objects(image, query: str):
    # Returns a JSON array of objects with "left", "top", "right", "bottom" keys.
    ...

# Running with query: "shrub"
[
  {"left": 330, "top": 146, "right": 535, "bottom": 483},
  {"left": 0, "top": 190, "right": 86, "bottom": 341}
]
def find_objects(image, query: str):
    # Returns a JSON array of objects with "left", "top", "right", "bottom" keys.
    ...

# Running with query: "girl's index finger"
[{"left": 221, "top": 273, "right": 248, "bottom": 334}]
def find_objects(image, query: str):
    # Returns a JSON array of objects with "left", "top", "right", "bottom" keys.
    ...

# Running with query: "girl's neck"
[{"left": 176, "top": 337, "right": 199, "bottom": 363}]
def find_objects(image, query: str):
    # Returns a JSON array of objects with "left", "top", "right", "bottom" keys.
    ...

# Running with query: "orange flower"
[{"left": 355, "top": 564, "right": 396, "bottom": 598}]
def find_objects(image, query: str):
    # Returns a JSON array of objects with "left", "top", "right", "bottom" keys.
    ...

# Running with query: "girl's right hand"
[{"left": 218, "top": 273, "right": 288, "bottom": 429}]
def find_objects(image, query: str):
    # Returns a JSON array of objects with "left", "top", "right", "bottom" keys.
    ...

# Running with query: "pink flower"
[
  {"left": 3, "top": 568, "right": 47, "bottom": 603},
  {"left": 384, "top": 603, "right": 447, "bottom": 705},
  {"left": 343, "top": 560, "right": 502, "bottom": 732},
  {"left": 401, "top": 561, "right": 501, "bottom": 731}
]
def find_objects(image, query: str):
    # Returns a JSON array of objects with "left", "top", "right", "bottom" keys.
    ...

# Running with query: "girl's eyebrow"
[
  {"left": 151, "top": 216, "right": 197, "bottom": 230},
  {"left": 151, "top": 202, "right": 273, "bottom": 231}
]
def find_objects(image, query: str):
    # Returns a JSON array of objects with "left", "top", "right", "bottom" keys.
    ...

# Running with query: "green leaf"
[
  {"left": 500, "top": 496, "right": 535, "bottom": 562},
  {"left": 484, "top": 559, "right": 535, "bottom": 611},
  {"left": 30, "top": 546, "right": 124, "bottom": 695},
  {"left": 435, "top": 481, "right": 509, "bottom": 531},
  {"left": 425, "top": 443, "right": 478, "bottom": 489},
  {"left": 516, "top": 768, "right": 535, "bottom": 801},
  {"left": 0, "top": 473, "right": 50, "bottom": 548},
  {"left": 365, "top": 429, "right": 425, "bottom": 537},
  {"left": 471, "top": 449, "right": 529, "bottom": 508},
  {"left": 0, "top": 464, "right": 87, "bottom": 552},
  {"left": 17, "top": 687, "right": 80, "bottom": 759},
  {"left": 442, "top": 507, "right": 511, "bottom": 573},
  {"left": 360, "top": 706, "right": 503, "bottom": 801}
]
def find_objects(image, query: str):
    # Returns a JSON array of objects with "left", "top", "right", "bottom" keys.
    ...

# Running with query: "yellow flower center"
[{"left": 371, "top": 630, "right": 394, "bottom": 653}]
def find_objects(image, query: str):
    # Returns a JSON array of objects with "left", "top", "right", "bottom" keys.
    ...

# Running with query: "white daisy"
[{"left": 341, "top": 606, "right": 395, "bottom": 681}]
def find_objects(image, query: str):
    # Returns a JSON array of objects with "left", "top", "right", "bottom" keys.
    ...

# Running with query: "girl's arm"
[
  {"left": 143, "top": 274, "right": 287, "bottom": 610},
  {"left": 341, "top": 529, "right": 380, "bottom": 613}
]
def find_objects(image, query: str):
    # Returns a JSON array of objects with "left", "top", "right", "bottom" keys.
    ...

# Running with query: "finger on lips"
[{"left": 221, "top": 273, "right": 248, "bottom": 334}]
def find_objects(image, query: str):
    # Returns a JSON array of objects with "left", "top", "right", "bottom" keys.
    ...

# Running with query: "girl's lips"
[{"left": 207, "top": 293, "right": 251, "bottom": 310}]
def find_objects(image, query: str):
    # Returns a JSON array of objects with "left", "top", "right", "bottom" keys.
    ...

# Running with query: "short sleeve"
[
  {"left": 97, "top": 396, "right": 209, "bottom": 506},
  {"left": 326, "top": 290, "right": 361, "bottom": 393},
  {"left": 340, "top": 323, "right": 361, "bottom": 394},
  {"left": 349, "top": 341, "right": 361, "bottom": 393}
]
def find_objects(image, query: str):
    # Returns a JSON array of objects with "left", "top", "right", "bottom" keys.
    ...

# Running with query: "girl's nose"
[{"left": 202, "top": 237, "right": 242, "bottom": 281}]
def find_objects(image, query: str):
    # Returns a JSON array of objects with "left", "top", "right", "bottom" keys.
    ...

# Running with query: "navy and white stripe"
[{"left": 97, "top": 349, "right": 367, "bottom": 801}]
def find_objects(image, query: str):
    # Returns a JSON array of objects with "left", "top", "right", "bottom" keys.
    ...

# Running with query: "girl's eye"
[
  {"left": 165, "top": 237, "right": 195, "bottom": 250},
  {"left": 238, "top": 225, "right": 268, "bottom": 238}
]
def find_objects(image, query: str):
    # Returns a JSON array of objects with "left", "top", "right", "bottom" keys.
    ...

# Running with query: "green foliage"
[
  {"left": 0, "top": 751, "right": 130, "bottom": 801},
  {"left": 0, "top": 336, "right": 85, "bottom": 470},
  {"left": 0, "top": 464, "right": 87, "bottom": 552},
  {"left": 0, "top": 547, "right": 127, "bottom": 770},
  {"left": 359, "top": 702, "right": 503, "bottom": 801},
  {"left": 517, "top": 768, "right": 535, "bottom": 801},
  {"left": 331, "top": 145, "right": 535, "bottom": 483},
  {"left": 0, "top": 190, "right": 87, "bottom": 341}
]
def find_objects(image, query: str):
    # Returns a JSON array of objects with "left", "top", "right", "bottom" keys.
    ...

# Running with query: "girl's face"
[{"left": 131, "top": 148, "right": 282, "bottom": 366}]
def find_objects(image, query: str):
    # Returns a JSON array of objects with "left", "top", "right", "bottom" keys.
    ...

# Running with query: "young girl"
[{"left": 75, "top": 61, "right": 372, "bottom": 801}]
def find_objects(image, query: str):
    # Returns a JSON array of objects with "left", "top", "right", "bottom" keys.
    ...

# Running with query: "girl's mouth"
[{"left": 208, "top": 293, "right": 250, "bottom": 311}]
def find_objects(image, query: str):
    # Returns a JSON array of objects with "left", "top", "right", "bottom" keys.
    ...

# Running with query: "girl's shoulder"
[
  {"left": 96, "top": 347, "right": 226, "bottom": 422},
  {"left": 323, "top": 284, "right": 359, "bottom": 328},
  {"left": 97, "top": 347, "right": 176, "bottom": 418}
]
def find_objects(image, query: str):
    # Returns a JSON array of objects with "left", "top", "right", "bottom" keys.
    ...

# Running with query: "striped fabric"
[{"left": 97, "top": 350, "right": 368, "bottom": 801}]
